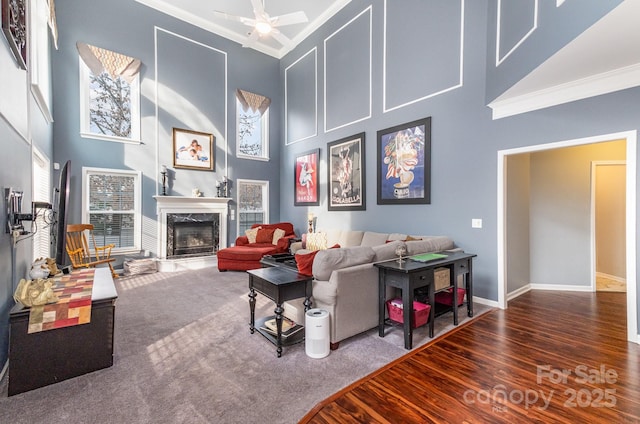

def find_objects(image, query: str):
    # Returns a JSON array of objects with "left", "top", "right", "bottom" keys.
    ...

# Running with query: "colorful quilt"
[{"left": 28, "top": 269, "right": 95, "bottom": 334}]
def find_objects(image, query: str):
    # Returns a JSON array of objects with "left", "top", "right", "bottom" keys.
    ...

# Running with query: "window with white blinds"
[
  {"left": 237, "top": 179, "right": 269, "bottom": 235},
  {"left": 82, "top": 167, "right": 141, "bottom": 253},
  {"left": 32, "top": 148, "right": 51, "bottom": 260}
]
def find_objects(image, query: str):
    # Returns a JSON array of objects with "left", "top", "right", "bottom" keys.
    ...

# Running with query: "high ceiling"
[{"left": 135, "top": 0, "right": 352, "bottom": 58}]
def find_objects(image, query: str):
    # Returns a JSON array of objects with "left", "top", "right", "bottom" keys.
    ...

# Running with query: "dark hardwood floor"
[{"left": 300, "top": 290, "right": 640, "bottom": 423}]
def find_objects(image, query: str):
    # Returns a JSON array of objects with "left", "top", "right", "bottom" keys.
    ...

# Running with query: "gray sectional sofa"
[{"left": 285, "top": 230, "right": 455, "bottom": 349}]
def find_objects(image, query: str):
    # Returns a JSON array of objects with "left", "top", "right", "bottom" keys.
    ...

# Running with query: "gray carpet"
[{"left": 0, "top": 267, "right": 491, "bottom": 424}]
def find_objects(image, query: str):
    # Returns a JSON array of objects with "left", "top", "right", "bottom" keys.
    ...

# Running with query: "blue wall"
[
  {"left": 277, "top": 0, "right": 640, "bottom": 306},
  {"left": 51, "top": 0, "right": 282, "bottom": 250}
]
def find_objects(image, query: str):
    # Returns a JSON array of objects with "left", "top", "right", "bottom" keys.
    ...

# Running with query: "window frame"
[
  {"left": 78, "top": 60, "right": 141, "bottom": 144},
  {"left": 32, "top": 146, "right": 51, "bottom": 260},
  {"left": 29, "top": 0, "right": 53, "bottom": 123},
  {"left": 81, "top": 166, "right": 142, "bottom": 255},
  {"left": 236, "top": 98, "right": 270, "bottom": 161},
  {"left": 236, "top": 179, "right": 269, "bottom": 236}
]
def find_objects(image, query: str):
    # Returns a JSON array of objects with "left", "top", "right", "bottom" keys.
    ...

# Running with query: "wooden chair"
[{"left": 65, "top": 224, "right": 117, "bottom": 278}]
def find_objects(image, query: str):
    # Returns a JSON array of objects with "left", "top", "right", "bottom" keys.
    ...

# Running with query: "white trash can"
[{"left": 305, "top": 308, "right": 330, "bottom": 358}]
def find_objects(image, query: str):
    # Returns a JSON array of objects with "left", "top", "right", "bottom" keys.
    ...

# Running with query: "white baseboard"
[
  {"left": 157, "top": 255, "right": 217, "bottom": 272},
  {"left": 596, "top": 272, "right": 627, "bottom": 284},
  {"left": 529, "top": 283, "right": 593, "bottom": 292},
  {"left": 507, "top": 284, "right": 532, "bottom": 301},
  {"left": 472, "top": 296, "right": 499, "bottom": 308}
]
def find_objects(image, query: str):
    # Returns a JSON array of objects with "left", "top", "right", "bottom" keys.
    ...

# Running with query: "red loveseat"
[{"left": 217, "top": 222, "right": 297, "bottom": 272}]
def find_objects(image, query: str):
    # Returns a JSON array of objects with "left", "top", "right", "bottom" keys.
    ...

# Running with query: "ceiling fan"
[{"left": 214, "top": 0, "right": 308, "bottom": 47}]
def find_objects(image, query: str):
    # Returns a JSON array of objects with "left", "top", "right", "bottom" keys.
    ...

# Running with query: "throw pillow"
[
  {"left": 256, "top": 228, "right": 276, "bottom": 244},
  {"left": 245, "top": 227, "right": 261, "bottom": 243},
  {"left": 406, "top": 235, "right": 422, "bottom": 241},
  {"left": 272, "top": 228, "right": 286, "bottom": 245},
  {"left": 306, "top": 232, "right": 328, "bottom": 251},
  {"left": 295, "top": 250, "right": 319, "bottom": 276}
]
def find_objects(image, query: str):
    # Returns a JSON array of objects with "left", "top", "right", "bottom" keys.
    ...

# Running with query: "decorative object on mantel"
[
  {"left": 160, "top": 165, "right": 168, "bottom": 195},
  {"left": 216, "top": 176, "right": 229, "bottom": 198},
  {"left": 2, "top": 0, "right": 27, "bottom": 69},
  {"left": 173, "top": 127, "right": 214, "bottom": 171},
  {"left": 192, "top": 188, "right": 202, "bottom": 197}
]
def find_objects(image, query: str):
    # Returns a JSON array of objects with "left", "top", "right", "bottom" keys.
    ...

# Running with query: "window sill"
[{"left": 80, "top": 132, "right": 142, "bottom": 144}]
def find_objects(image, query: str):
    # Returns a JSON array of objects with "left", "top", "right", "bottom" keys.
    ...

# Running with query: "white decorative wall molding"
[
  {"left": 285, "top": 47, "right": 318, "bottom": 145},
  {"left": 495, "top": 0, "right": 538, "bottom": 66},
  {"left": 324, "top": 6, "right": 372, "bottom": 133},
  {"left": 383, "top": 0, "right": 465, "bottom": 113}
]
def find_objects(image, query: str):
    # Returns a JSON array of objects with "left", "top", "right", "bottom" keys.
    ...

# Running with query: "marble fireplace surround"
[{"left": 154, "top": 196, "right": 230, "bottom": 271}]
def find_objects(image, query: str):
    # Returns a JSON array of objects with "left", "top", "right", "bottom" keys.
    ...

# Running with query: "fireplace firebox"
[{"left": 167, "top": 213, "right": 219, "bottom": 258}]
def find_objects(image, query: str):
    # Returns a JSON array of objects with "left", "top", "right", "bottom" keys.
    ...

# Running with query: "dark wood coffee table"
[{"left": 247, "top": 266, "right": 312, "bottom": 357}]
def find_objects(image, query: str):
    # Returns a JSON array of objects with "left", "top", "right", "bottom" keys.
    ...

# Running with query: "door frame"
[
  {"left": 590, "top": 160, "right": 626, "bottom": 292},
  {"left": 497, "top": 130, "right": 637, "bottom": 343}
]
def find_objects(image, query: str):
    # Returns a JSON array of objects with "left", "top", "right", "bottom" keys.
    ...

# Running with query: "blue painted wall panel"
[
  {"left": 286, "top": 49, "right": 317, "bottom": 144},
  {"left": 384, "top": 0, "right": 462, "bottom": 110},
  {"left": 325, "top": 8, "right": 371, "bottom": 131}
]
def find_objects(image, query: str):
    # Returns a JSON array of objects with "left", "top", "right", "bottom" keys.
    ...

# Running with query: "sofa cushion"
[
  {"left": 256, "top": 228, "right": 275, "bottom": 244},
  {"left": 373, "top": 240, "right": 406, "bottom": 262},
  {"left": 339, "top": 230, "right": 365, "bottom": 247},
  {"left": 245, "top": 227, "right": 260, "bottom": 243},
  {"left": 216, "top": 245, "right": 277, "bottom": 261},
  {"left": 405, "top": 236, "right": 454, "bottom": 256},
  {"left": 361, "top": 231, "right": 390, "bottom": 247},
  {"left": 272, "top": 228, "right": 285, "bottom": 245},
  {"left": 387, "top": 233, "right": 407, "bottom": 242},
  {"left": 250, "top": 222, "right": 295, "bottom": 236},
  {"left": 295, "top": 250, "right": 319, "bottom": 276},
  {"left": 313, "top": 246, "right": 375, "bottom": 281}
]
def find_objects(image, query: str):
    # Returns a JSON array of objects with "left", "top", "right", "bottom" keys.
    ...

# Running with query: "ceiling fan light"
[{"left": 255, "top": 21, "right": 272, "bottom": 35}]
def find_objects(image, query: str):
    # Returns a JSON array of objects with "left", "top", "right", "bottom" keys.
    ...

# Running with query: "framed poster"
[
  {"left": 294, "top": 149, "right": 320, "bottom": 206},
  {"left": 2, "top": 0, "right": 27, "bottom": 69},
  {"left": 377, "top": 117, "right": 431, "bottom": 205},
  {"left": 327, "top": 133, "right": 366, "bottom": 211},
  {"left": 173, "top": 128, "right": 214, "bottom": 171}
]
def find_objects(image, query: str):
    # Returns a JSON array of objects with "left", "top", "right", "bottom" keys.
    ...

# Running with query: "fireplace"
[
  {"left": 154, "top": 196, "right": 230, "bottom": 271},
  {"left": 167, "top": 213, "right": 219, "bottom": 258}
]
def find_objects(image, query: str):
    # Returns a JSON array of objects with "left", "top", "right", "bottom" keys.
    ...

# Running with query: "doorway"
[
  {"left": 497, "top": 130, "right": 637, "bottom": 343},
  {"left": 592, "top": 161, "right": 626, "bottom": 292}
]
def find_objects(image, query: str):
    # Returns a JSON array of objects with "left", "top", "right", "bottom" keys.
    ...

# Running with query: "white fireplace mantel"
[{"left": 154, "top": 196, "right": 231, "bottom": 270}]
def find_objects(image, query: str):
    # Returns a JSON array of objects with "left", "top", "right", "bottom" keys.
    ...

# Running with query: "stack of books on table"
[{"left": 261, "top": 317, "right": 304, "bottom": 338}]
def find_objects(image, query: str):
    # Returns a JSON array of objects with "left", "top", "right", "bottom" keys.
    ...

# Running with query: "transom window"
[{"left": 78, "top": 44, "right": 141, "bottom": 143}]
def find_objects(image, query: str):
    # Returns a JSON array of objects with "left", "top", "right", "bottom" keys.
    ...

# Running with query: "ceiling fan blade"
[
  {"left": 270, "top": 29, "right": 292, "bottom": 46},
  {"left": 213, "top": 11, "right": 256, "bottom": 26},
  {"left": 250, "top": 0, "right": 266, "bottom": 18},
  {"left": 242, "top": 30, "right": 261, "bottom": 48},
  {"left": 270, "top": 11, "right": 308, "bottom": 27}
]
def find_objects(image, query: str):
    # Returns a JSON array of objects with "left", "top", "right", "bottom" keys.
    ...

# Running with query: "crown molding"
[{"left": 489, "top": 62, "right": 640, "bottom": 119}]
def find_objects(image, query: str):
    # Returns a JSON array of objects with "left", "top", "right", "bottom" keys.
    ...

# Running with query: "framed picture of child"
[
  {"left": 173, "top": 127, "right": 214, "bottom": 171},
  {"left": 294, "top": 149, "right": 320, "bottom": 206},
  {"left": 327, "top": 133, "right": 366, "bottom": 211}
]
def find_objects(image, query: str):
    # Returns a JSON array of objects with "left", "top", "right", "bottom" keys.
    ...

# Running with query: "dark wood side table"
[
  {"left": 247, "top": 266, "right": 312, "bottom": 357},
  {"left": 375, "top": 251, "right": 476, "bottom": 350},
  {"left": 8, "top": 268, "right": 117, "bottom": 396},
  {"left": 375, "top": 259, "right": 435, "bottom": 350}
]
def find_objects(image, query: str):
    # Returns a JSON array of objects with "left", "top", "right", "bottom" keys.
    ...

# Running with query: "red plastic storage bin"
[
  {"left": 434, "top": 288, "right": 466, "bottom": 307},
  {"left": 386, "top": 298, "right": 431, "bottom": 329}
]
